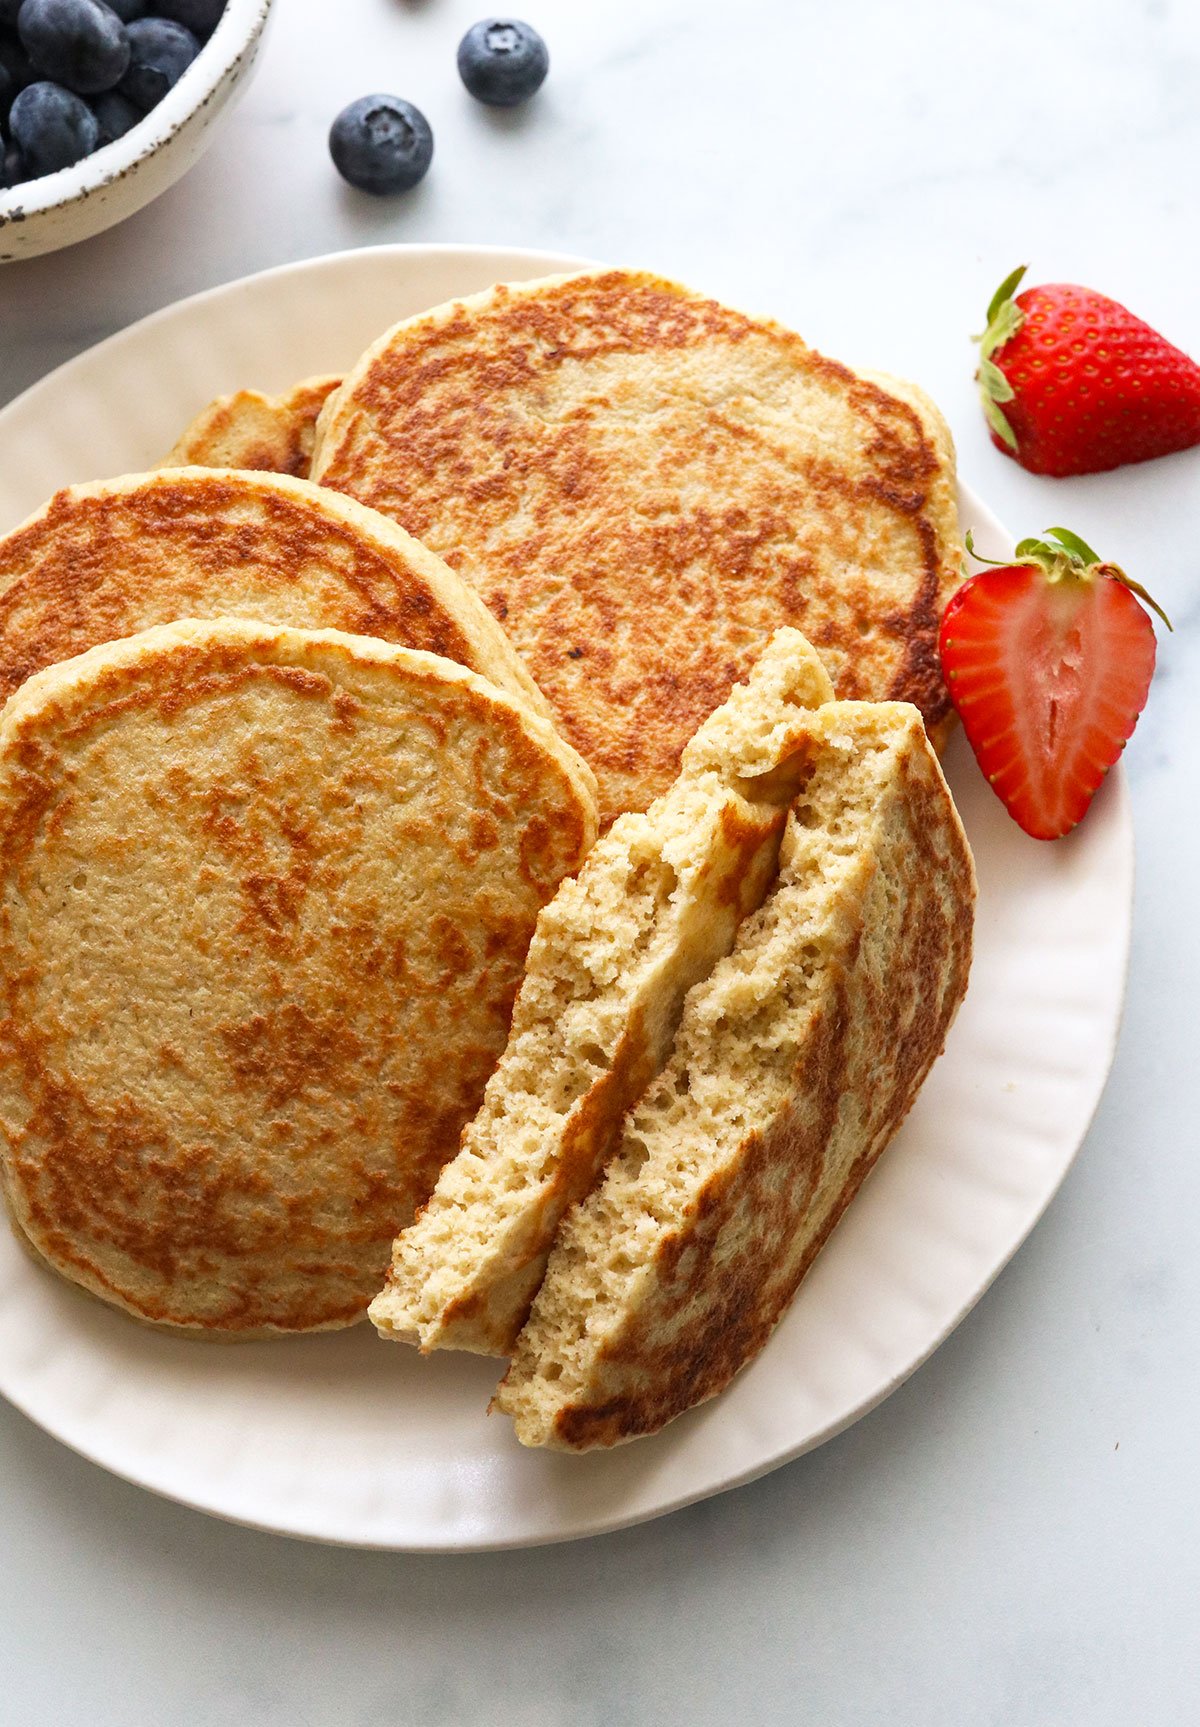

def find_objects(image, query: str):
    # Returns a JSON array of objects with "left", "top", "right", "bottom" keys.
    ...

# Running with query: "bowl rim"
[{"left": 0, "top": 0, "right": 274, "bottom": 226}]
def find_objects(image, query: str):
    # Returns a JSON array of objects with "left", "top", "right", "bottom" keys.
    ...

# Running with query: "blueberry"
[
  {"left": 9, "top": 78, "right": 98, "bottom": 173},
  {"left": 0, "top": 32, "right": 36, "bottom": 92},
  {"left": 457, "top": 18, "right": 547, "bottom": 107},
  {"left": 19, "top": 0, "right": 130, "bottom": 96},
  {"left": 0, "top": 44, "right": 28, "bottom": 130},
  {"left": 2, "top": 139, "right": 25, "bottom": 186},
  {"left": 153, "top": 0, "right": 222, "bottom": 36},
  {"left": 90, "top": 81, "right": 137, "bottom": 142},
  {"left": 329, "top": 94, "right": 432, "bottom": 195},
  {"left": 118, "top": 15, "right": 196, "bottom": 110}
]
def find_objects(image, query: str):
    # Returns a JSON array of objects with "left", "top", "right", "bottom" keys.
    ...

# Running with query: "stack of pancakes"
[{"left": 0, "top": 268, "right": 974, "bottom": 1446}]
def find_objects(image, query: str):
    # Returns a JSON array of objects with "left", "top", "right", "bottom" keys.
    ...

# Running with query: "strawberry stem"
[
  {"left": 963, "top": 529, "right": 1012, "bottom": 567},
  {"left": 1107, "top": 569, "right": 1174, "bottom": 632},
  {"left": 965, "top": 528, "right": 1173, "bottom": 632}
]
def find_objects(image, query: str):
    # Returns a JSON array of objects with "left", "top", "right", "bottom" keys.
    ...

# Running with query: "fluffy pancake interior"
[
  {"left": 497, "top": 702, "right": 975, "bottom": 1448},
  {"left": 369, "top": 629, "right": 835, "bottom": 1356}
]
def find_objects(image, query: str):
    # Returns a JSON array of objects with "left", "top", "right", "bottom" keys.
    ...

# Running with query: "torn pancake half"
[
  {"left": 369, "top": 628, "right": 835, "bottom": 1357},
  {"left": 496, "top": 699, "right": 975, "bottom": 1449}
]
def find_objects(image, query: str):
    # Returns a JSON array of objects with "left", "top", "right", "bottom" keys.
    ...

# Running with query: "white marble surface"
[{"left": 1, "top": 0, "right": 1198, "bottom": 1720}]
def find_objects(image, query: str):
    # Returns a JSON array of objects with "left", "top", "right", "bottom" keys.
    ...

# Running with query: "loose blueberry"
[
  {"left": 90, "top": 82, "right": 137, "bottom": 142},
  {"left": 457, "top": 18, "right": 547, "bottom": 107},
  {"left": 19, "top": 0, "right": 130, "bottom": 96},
  {"left": 153, "top": 0, "right": 222, "bottom": 36},
  {"left": 329, "top": 94, "right": 433, "bottom": 195},
  {"left": 118, "top": 15, "right": 196, "bottom": 109},
  {"left": 9, "top": 78, "right": 98, "bottom": 173}
]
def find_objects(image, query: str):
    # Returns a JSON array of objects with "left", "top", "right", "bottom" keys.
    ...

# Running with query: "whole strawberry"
[
  {"left": 940, "top": 527, "right": 1169, "bottom": 840},
  {"left": 976, "top": 266, "right": 1200, "bottom": 476}
]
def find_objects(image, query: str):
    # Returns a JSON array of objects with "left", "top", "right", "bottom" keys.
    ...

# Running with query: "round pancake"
[
  {"left": 311, "top": 269, "right": 963, "bottom": 824},
  {"left": 159, "top": 375, "right": 342, "bottom": 477},
  {"left": 0, "top": 618, "right": 597, "bottom": 1334},
  {"left": 0, "top": 466, "right": 551, "bottom": 718}
]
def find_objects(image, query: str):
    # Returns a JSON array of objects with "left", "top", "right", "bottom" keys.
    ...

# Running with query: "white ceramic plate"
[{"left": 0, "top": 246, "right": 1132, "bottom": 1551}]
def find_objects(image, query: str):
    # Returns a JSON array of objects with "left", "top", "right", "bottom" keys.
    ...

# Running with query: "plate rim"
[
  {"left": 0, "top": 243, "right": 1134, "bottom": 1550},
  {"left": 0, "top": 243, "right": 598, "bottom": 429}
]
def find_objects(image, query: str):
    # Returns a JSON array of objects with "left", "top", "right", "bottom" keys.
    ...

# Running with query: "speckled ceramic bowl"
[{"left": 0, "top": 0, "right": 274, "bottom": 263}]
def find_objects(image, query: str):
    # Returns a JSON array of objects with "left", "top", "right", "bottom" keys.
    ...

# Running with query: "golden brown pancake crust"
[
  {"left": 312, "top": 270, "right": 961, "bottom": 823},
  {"left": 0, "top": 468, "right": 550, "bottom": 714},
  {"left": 368, "top": 628, "right": 835, "bottom": 1359},
  {"left": 0, "top": 620, "right": 596, "bottom": 1333},
  {"left": 160, "top": 376, "right": 342, "bottom": 477},
  {"left": 497, "top": 704, "right": 975, "bottom": 1448},
  {"left": 551, "top": 746, "right": 973, "bottom": 1449}
]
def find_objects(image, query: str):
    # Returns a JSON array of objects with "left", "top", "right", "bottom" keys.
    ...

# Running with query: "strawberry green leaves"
[
  {"left": 974, "top": 264, "right": 1028, "bottom": 451},
  {"left": 972, "top": 268, "right": 1200, "bottom": 474}
]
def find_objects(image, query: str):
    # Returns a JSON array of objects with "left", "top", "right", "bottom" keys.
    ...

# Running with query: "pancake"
[
  {"left": 0, "top": 618, "right": 597, "bottom": 1333},
  {"left": 497, "top": 700, "right": 975, "bottom": 1448},
  {"left": 311, "top": 269, "right": 962, "bottom": 825},
  {"left": 0, "top": 467, "right": 551, "bottom": 718},
  {"left": 369, "top": 628, "right": 835, "bottom": 1357},
  {"left": 160, "top": 376, "right": 342, "bottom": 477}
]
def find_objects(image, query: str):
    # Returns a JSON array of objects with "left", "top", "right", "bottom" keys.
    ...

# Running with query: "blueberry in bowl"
[
  {"left": 119, "top": 15, "right": 198, "bottom": 110},
  {"left": 90, "top": 82, "right": 137, "bottom": 142},
  {"left": 0, "top": 32, "right": 36, "bottom": 104},
  {"left": 9, "top": 77, "right": 98, "bottom": 173},
  {"left": 0, "top": 0, "right": 275, "bottom": 260},
  {"left": 154, "top": 0, "right": 224, "bottom": 30},
  {"left": 17, "top": 0, "right": 130, "bottom": 95}
]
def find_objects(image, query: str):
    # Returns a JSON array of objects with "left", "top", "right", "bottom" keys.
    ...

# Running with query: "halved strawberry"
[{"left": 939, "top": 528, "right": 1168, "bottom": 840}]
